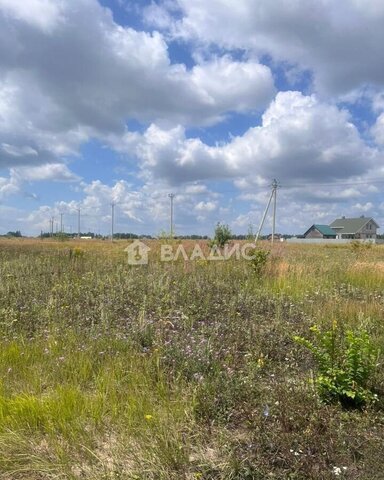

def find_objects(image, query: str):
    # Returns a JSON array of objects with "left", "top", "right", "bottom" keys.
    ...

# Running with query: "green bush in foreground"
[
  {"left": 294, "top": 322, "right": 380, "bottom": 408},
  {"left": 249, "top": 248, "right": 269, "bottom": 277}
]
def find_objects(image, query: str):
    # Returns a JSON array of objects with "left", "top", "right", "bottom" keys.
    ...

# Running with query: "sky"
[{"left": 1, "top": 0, "right": 384, "bottom": 237}]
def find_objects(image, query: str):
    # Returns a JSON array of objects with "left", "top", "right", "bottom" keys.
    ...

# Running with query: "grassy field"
[{"left": 0, "top": 238, "right": 383, "bottom": 479}]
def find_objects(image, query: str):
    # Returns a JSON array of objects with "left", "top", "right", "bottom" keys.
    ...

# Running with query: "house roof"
[
  {"left": 330, "top": 217, "right": 379, "bottom": 234},
  {"left": 304, "top": 224, "right": 337, "bottom": 237},
  {"left": 314, "top": 225, "right": 337, "bottom": 236}
]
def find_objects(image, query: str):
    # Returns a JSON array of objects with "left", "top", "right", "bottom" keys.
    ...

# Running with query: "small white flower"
[
  {"left": 290, "top": 449, "right": 300, "bottom": 456},
  {"left": 332, "top": 466, "right": 342, "bottom": 476}
]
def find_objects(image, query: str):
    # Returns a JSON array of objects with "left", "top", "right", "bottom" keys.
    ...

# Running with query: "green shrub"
[
  {"left": 249, "top": 248, "right": 269, "bottom": 277},
  {"left": 210, "top": 222, "right": 232, "bottom": 248},
  {"left": 294, "top": 322, "right": 379, "bottom": 408},
  {"left": 71, "top": 247, "right": 85, "bottom": 258}
]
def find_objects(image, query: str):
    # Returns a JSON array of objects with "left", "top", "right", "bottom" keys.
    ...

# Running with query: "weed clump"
[
  {"left": 249, "top": 248, "right": 269, "bottom": 277},
  {"left": 294, "top": 321, "right": 380, "bottom": 408},
  {"left": 69, "top": 247, "right": 85, "bottom": 259},
  {"left": 350, "top": 240, "right": 373, "bottom": 255}
]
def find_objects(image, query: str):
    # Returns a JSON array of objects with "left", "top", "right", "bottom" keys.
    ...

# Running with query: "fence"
[{"left": 286, "top": 238, "right": 384, "bottom": 245}]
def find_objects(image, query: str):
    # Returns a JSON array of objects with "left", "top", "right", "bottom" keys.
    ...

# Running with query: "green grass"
[{"left": 0, "top": 238, "right": 383, "bottom": 479}]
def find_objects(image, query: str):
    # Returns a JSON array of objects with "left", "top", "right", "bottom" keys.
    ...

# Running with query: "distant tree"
[
  {"left": 114, "top": 232, "right": 140, "bottom": 239},
  {"left": 247, "top": 224, "right": 255, "bottom": 241},
  {"left": 6, "top": 230, "right": 22, "bottom": 237},
  {"left": 212, "top": 222, "right": 232, "bottom": 248}
]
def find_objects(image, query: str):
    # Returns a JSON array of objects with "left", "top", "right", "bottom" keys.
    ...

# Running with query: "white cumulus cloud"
[
  {"left": 123, "top": 91, "right": 380, "bottom": 184},
  {"left": 154, "top": 0, "right": 384, "bottom": 95},
  {"left": 0, "top": 0, "right": 274, "bottom": 170}
]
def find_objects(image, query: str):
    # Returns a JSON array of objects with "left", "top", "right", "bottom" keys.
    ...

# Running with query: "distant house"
[
  {"left": 330, "top": 216, "right": 379, "bottom": 239},
  {"left": 303, "top": 224, "right": 337, "bottom": 239},
  {"left": 266, "top": 233, "right": 282, "bottom": 241}
]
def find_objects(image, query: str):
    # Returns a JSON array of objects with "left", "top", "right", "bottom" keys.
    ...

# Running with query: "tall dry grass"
[{"left": 0, "top": 238, "right": 383, "bottom": 479}]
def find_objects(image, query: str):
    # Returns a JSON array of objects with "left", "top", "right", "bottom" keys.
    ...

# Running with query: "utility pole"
[
  {"left": 271, "top": 179, "right": 278, "bottom": 244},
  {"left": 255, "top": 190, "right": 274, "bottom": 243},
  {"left": 50, "top": 216, "right": 54, "bottom": 237},
  {"left": 168, "top": 193, "right": 175, "bottom": 238},
  {"left": 77, "top": 208, "right": 81, "bottom": 238},
  {"left": 255, "top": 179, "right": 279, "bottom": 244},
  {"left": 60, "top": 213, "right": 63, "bottom": 233},
  {"left": 111, "top": 202, "right": 115, "bottom": 242}
]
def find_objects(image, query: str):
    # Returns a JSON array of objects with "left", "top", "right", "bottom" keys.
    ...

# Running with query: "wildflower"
[
  {"left": 193, "top": 373, "right": 204, "bottom": 383},
  {"left": 144, "top": 414, "right": 153, "bottom": 421},
  {"left": 332, "top": 466, "right": 347, "bottom": 476}
]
